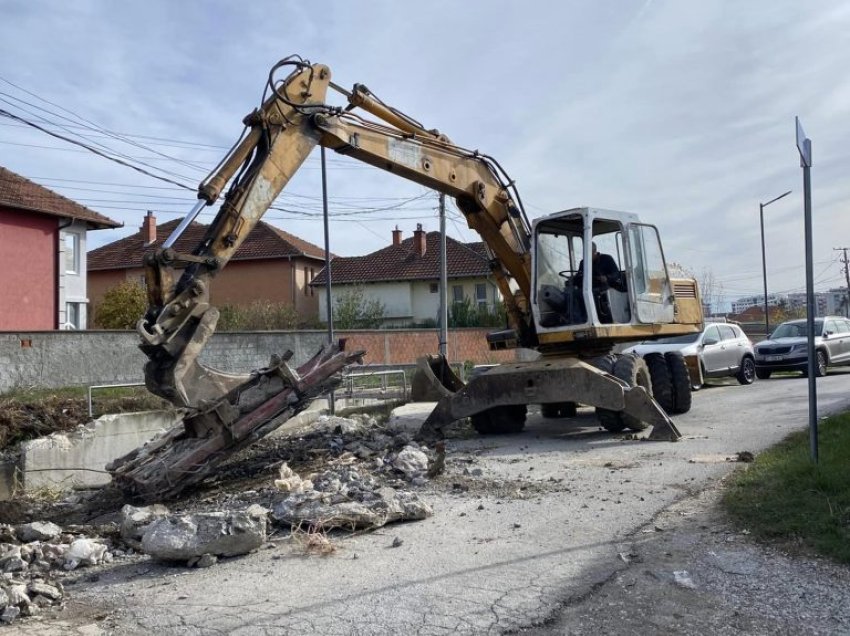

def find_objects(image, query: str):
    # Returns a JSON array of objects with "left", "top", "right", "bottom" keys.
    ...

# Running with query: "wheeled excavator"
[{"left": 107, "top": 56, "right": 703, "bottom": 501}]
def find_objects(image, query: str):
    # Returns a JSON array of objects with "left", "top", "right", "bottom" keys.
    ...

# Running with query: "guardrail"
[
  {"left": 87, "top": 382, "right": 146, "bottom": 418},
  {"left": 341, "top": 368, "right": 409, "bottom": 401}
]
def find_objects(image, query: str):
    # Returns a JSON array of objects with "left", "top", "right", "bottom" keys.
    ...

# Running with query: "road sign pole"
[{"left": 797, "top": 116, "right": 817, "bottom": 463}]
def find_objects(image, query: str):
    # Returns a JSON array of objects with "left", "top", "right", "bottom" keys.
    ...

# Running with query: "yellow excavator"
[{"left": 108, "top": 56, "right": 703, "bottom": 501}]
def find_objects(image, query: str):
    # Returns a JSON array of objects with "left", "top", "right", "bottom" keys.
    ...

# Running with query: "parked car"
[
  {"left": 753, "top": 316, "right": 850, "bottom": 378},
  {"left": 624, "top": 322, "right": 756, "bottom": 386}
]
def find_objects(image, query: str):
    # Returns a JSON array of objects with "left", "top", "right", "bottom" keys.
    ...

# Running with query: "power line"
[{"left": 0, "top": 108, "right": 195, "bottom": 191}]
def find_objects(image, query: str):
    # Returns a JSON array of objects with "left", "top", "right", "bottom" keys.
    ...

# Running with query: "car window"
[
  {"left": 703, "top": 326, "right": 721, "bottom": 342},
  {"left": 825, "top": 320, "right": 841, "bottom": 335},
  {"left": 841, "top": 319, "right": 850, "bottom": 334},
  {"left": 719, "top": 325, "right": 737, "bottom": 341}
]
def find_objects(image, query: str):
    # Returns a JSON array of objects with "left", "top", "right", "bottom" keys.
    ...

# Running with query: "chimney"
[
  {"left": 392, "top": 225, "right": 402, "bottom": 246},
  {"left": 141, "top": 210, "right": 157, "bottom": 245},
  {"left": 413, "top": 223, "right": 426, "bottom": 257}
]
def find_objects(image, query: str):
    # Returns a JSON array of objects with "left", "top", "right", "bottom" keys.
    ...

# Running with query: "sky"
[{"left": 2, "top": 0, "right": 849, "bottom": 310}]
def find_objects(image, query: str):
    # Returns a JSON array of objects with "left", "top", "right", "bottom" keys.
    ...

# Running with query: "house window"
[
  {"left": 452, "top": 285, "right": 464, "bottom": 303},
  {"left": 65, "top": 233, "right": 80, "bottom": 274},
  {"left": 475, "top": 283, "right": 487, "bottom": 309},
  {"left": 429, "top": 283, "right": 438, "bottom": 293},
  {"left": 65, "top": 302, "right": 81, "bottom": 329}
]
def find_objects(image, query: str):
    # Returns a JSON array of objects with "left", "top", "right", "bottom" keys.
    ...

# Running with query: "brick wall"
[{"left": 0, "top": 329, "right": 529, "bottom": 392}]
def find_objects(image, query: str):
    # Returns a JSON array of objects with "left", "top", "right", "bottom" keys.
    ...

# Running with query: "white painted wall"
[
  {"left": 318, "top": 282, "right": 412, "bottom": 322},
  {"left": 317, "top": 276, "right": 501, "bottom": 326},
  {"left": 58, "top": 220, "right": 90, "bottom": 329}
]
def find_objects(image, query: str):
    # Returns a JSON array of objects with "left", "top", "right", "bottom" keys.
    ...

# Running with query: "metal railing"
[
  {"left": 87, "top": 382, "right": 146, "bottom": 418},
  {"left": 341, "top": 368, "right": 408, "bottom": 401}
]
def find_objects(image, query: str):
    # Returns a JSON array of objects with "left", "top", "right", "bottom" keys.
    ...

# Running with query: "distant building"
[
  {"left": 731, "top": 293, "right": 783, "bottom": 314},
  {"left": 825, "top": 287, "right": 849, "bottom": 317},
  {"left": 88, "top": 212, "right": 328, "bottom": 325},
  {"left": 786, "top": 292, "right": 829, "bottom": 317},
  {"left": 310, "top": 224, "right": 500, "bottom": 328},
  {"left": 0, "top": 166, "right": 120, "bottom": 330}
]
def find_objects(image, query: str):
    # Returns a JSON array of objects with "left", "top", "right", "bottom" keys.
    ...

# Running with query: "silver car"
[
  {"left": 624, "top": 322, "right": 756, "bottom": 386},
  {"left": 753, "top": 316, "right": 850, "bottom": 378}
]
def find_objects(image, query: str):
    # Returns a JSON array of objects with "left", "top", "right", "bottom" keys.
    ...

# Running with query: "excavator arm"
[{"left": 138, "top": 57, "right": 537, "bottom": 411}]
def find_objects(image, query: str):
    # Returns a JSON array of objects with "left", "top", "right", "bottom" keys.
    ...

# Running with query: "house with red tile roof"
[
  {"left": 0, "top": 166, "right": 120, "bottom": 330},
  {"left": 87, "top": 212, "right": 328, "bottom": 324},
  {"left": 310, "top": 224, "right": 501, "bottom": 327}
]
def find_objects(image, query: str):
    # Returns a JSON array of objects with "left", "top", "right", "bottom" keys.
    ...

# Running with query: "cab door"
[{"left": 625, "top": 224, "right": 674, "bottom": 324}]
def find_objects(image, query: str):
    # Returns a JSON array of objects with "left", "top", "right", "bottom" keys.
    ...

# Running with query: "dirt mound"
[{"left": 0, "top": 394, "right": 167, "bottom": 451}]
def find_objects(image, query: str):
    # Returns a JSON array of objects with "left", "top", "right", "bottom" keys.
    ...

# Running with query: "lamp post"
[{"left": 759, "top": 190, "right": 792, "bottom": 338}]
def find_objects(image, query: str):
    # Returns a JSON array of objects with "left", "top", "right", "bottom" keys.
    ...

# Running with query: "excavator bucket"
[
  {"left": 108, "top": 341, "right": 364, "bottom": 502},
  {"left": 416, "top": 354, "right": 681, "bottom": 442}
]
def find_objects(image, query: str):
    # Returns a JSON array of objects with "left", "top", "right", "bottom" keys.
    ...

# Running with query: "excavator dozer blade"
[
  {"left": 416, "top": 355, "right": 681, "bottom": 442},
  {"left": 107, "top": 342, "right": 364, "bottom": 503}
]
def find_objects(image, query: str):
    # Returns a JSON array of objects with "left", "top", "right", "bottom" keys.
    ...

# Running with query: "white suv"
[{"left": 624, "top": 322, "right": 756, "bottom": 386}]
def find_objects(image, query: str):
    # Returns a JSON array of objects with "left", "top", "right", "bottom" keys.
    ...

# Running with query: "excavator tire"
[
  {"left": 644, "top": 352, "right": 674, "bottom": 414},
  {"left": 589, "top": 354, "right": 617, "bottom": 374},
  {"left": 471, "top": 405, "right": 527, "bottom": 435},
  {"left": 665, "top": 351, "right": 692, "bottom": 414},
  {"left": 541, "top": 402, "right": 578, "bottom": 418},
  {"left": 596, "top": 354, "right": 652, "bottom": 432}
]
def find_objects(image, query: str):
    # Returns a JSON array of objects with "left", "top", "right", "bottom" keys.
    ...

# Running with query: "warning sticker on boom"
[{"left": 388, "top": 138, "right": 421, "bottom": 169}]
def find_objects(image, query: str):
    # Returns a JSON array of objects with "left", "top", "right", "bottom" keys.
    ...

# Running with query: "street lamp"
[{"left": 760, "top": 190, "right": 792, "bottom": 338}]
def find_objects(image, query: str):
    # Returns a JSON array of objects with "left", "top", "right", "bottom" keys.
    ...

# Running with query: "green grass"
[{"left": 723, "top": 412, "right": 850, "bottom": 563}]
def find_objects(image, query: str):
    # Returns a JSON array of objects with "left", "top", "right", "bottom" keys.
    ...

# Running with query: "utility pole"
[
  {"left": 321, "top": 146, "right": 335, "bottom": 415},
  {"left": 833, "top": 247, "right": 850, "bottom": 317},
  {"left": 438, "top": 193, "right": 448, "bottom": 358}
]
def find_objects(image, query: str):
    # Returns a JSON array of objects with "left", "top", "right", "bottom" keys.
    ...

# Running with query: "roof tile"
[
  {"left": 88, "top": 218, "right": 328, "bottom": 270},
  {"left": 0, "top": 166, "right": 120, "bottom": 228},
  {"left": 311, "top": 232, "right": 490, "bottom": 285}
]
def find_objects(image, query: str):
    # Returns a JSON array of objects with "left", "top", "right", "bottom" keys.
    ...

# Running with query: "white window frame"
[{"left": 65, "top": 232, "right": 80, "bottom": 274}]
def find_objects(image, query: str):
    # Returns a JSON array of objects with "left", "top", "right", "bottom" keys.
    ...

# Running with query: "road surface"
[{"left": 24, "top": 371, "right": 850, "bottom": 635}]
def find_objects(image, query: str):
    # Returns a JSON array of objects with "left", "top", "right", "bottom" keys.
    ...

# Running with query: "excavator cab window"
[
  {"left": 587, "top": 222, "right": 631, "bottom": 325},
  {"left": 626, "top": 224, "right": 675, "bottom": 323},
  {"left": 535, "top": 227, "right": 587, "bottom": 328},
  {"left": 534, "top": 214, "right": 638, "bottom": 329}
]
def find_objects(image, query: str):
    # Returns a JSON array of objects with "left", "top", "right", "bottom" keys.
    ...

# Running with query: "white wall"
[
  {"left": 58, "top": 220, "right": 90, "bottom": 329},
  {"left": 317, "top": 277, "right": 501, "bottom": 326},
  {"left": 317, "top": 282, "right": 412, "bottom": 322}
]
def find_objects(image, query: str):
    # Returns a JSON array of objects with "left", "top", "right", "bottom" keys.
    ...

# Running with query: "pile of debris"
[
  {"left": 0, "top": 521, "right": 111, "bottom": 624},
  {"left": 2, "top": 412, "right": 446, "bottom": 625}
]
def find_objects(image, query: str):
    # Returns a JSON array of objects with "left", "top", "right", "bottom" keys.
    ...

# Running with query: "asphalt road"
[{"left": 51, "top": 370, "right": 850, "bottom": 635}]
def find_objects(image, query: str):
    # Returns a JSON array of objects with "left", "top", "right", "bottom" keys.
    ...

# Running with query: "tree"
[
  {"left": 93, "top": 280, "right": 147, "bottom": 329},
  {"left": 217, "top": 301, "right": 299, "bottom": 330},
  {"left": 332, "top": 287, "right": 386, "bottom": 329}
]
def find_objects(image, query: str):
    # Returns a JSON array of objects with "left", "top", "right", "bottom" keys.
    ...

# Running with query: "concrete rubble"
[
  {"left": 141, "top": 507, "right": 268, "bottom": 563},
  {"left": 271, "top": 464, "right": 433, "bottom": 530},
  {"left": 2, "top": 409, "right": 445, "bottom": 626},
  {"left": 0, "top": 521, "right": 112, "bottom": 625}
]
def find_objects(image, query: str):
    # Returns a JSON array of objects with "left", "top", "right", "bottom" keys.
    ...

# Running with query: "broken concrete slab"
[
  {"left": 141, "top": 509, "right": 268, "bottom": 561},
  {"left": 20, "top": 410, "right": 179, "bottom": 492},
  {"left": 119, "top": 504, "right": 170, "bottom": 550},
  {"left": 270, "top": 465, "right": 432, "bottom": 530},
  {"left": 388, "top": 402, "right": 436, "bottom": 435}
]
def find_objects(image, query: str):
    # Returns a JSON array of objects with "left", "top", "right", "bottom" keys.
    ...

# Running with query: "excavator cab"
[{"left": 532, "top": 207, "right": 676, "bottom": 341}]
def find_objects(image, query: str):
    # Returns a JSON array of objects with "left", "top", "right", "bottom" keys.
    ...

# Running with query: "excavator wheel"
[
  {"left": 471, "top": 405, "right": 527, "bottom": 435},
  {"left": 588, "top": 354, "right": 617, "bottom": 374},
  {"left": 596, "top": 354, "right": 652, "bottom": 433},
  {"left": 665, "top": 352, "right": 692, "bottom": 414},
  {"left": 541, "top": 402, "right": 578, "bottom": 419},
  {"left": 644, "top": 352, "right": 674, "bottom": 414}
]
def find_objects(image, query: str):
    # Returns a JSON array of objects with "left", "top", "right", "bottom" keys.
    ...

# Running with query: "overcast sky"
[{"left": 2, "top": 0, "right": 849, "bottom": 308}]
